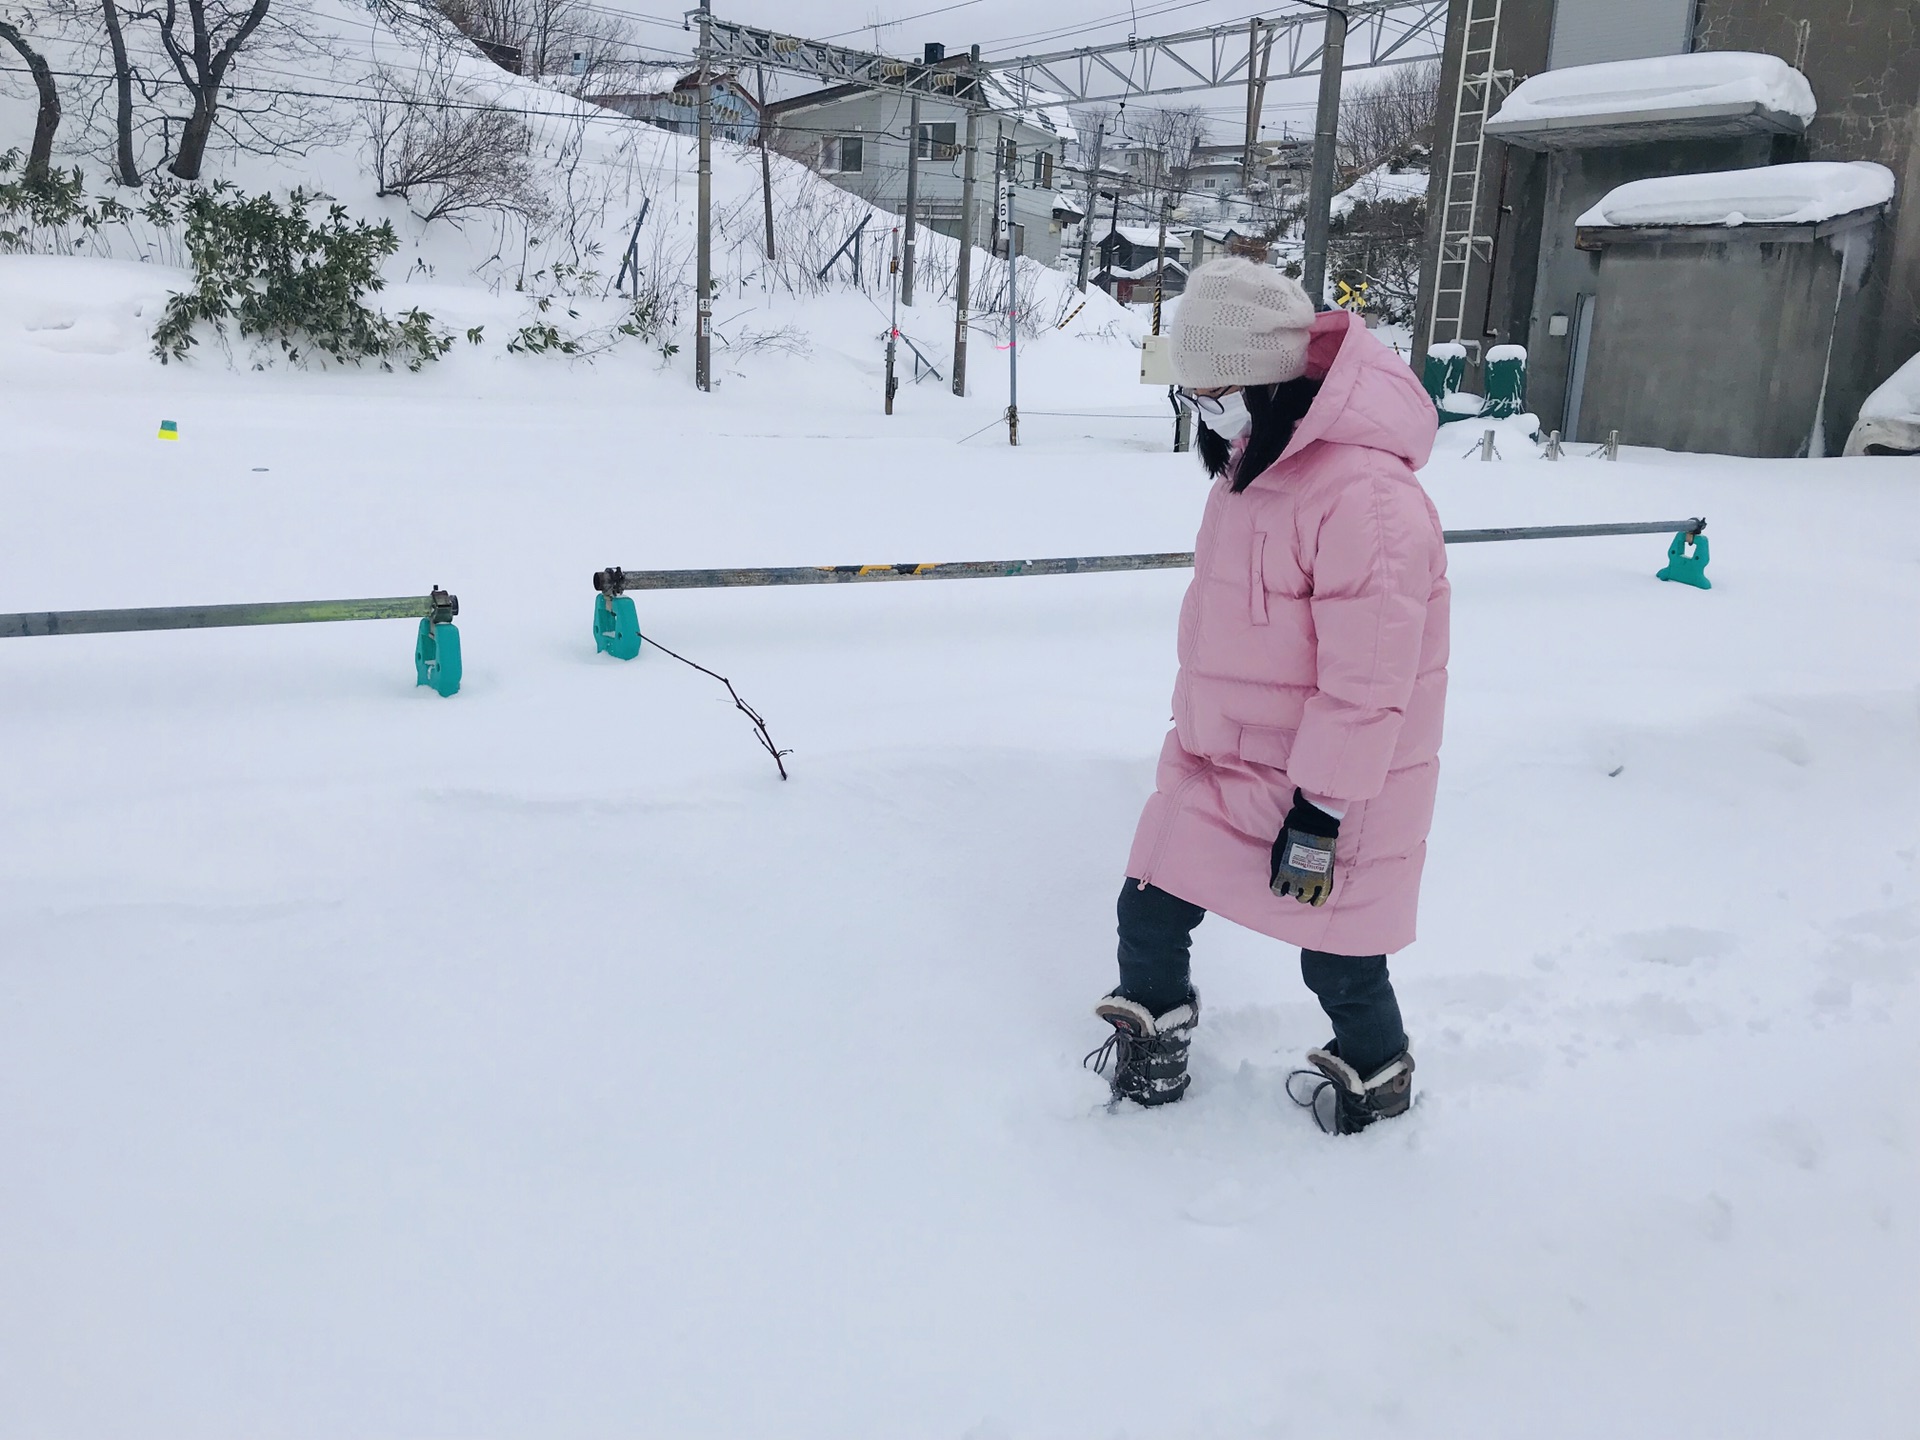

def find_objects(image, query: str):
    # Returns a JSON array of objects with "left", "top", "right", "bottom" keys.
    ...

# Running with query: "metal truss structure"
[{"left": 704, "top": 1, "right": 1447, "bottom": 110}]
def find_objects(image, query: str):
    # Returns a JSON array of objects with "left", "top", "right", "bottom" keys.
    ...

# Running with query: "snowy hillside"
[{"left": 0, "top": 0, "right": 1139, "bottom": 385}]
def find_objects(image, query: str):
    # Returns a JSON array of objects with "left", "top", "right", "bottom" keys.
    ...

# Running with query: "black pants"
[{"left": 1117, "top": 879, "right": 1408, "bottom": 1077}]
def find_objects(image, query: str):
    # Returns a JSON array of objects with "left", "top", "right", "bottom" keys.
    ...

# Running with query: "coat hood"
[{"left": 1276, "top": 309, "right": 1437, "bottom": 471}]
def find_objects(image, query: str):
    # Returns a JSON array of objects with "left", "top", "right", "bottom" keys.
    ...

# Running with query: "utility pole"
[
  {"left": 1076, "top": 120, "right": 1103, "bottom": 292},
  {"left": 1152, "top": 194, "right": 1171, "bottom": 336},
  {"left": 754, "top": 65, "right": 775, "bottom": 262},
  {"left": 1302, "top": 0, "right": 1348, "bottom": 311},
  {"left": 886, "top": 224, "right": 901, "bottom": 414},
  {"left": 1243, "top": 20, "right": 1274, "bottom": 198},
  {"left": 902, "top": 89, "right": 922, "bottom": 305},
  {"left": 1006, "top": 163, "right": 1019, "bottom": 445},
  {"left": 952, "top": 54, "right": 980, "bottom": 399},
  {"left": 1242, "top": 18, "right": 1262, "bottom": 192},
  {"left": 695, "top": 5, "right": 714, "bottom": 390}
]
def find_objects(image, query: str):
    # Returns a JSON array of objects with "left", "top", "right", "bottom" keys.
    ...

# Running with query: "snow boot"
[
  {"left": 1085, "top": 990, "right": 1200, "bottom": 1107},
  {"left": 1286, "top": 1043, "right": 1414, "bottom": 1135}
]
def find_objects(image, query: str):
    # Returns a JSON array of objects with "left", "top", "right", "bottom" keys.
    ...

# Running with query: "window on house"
[
  {"left": 918, "top": 121, "right": 958, "bottom": 160},
  {"left": 1030, "top": 152, "right": 1053, "bottom": 188},
  {"left": 998, "top": 137, "right": 1018, "bottom": 173},
  {"left": 821, "top": 136, "right": 863, "bottom": 173}
]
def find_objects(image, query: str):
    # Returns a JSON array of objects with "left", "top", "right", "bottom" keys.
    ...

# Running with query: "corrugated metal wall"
[{"left": 1548, "top": 0, "right": 1695, "bottom": 68}]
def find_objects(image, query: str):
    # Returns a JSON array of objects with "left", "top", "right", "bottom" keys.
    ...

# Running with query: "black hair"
[{"left": 1195, "top": 376, "right": 1324, "bottom": 492}]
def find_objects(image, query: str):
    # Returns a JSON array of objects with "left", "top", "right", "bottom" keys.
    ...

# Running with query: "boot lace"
[
  {"left": 1083, "top": 1024, "right": 1140, "bottom": 1091},
  {"left": 1285, "top": 1066, "right": 1346, "bottom": 1134}
]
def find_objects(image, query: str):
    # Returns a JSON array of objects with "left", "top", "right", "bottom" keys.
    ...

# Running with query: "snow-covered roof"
[
  {"left": 1106, "top": 258, "right": 1189, "bottom": 281},
  {"left": 1487, "top": 52, "right": 1815, "bottom": 150},
  {"left": 1331, "top": 165, "right": 1428, "bottom": 218},
  {"left": 1577, "top": 161, "right": 1896, "bottom": 230},
  {"left": 1108, "top": 225, "right": 1186, "bottom": 247},
  {"left": 623, "top": 65, "right": 693, "bottom": 95}
]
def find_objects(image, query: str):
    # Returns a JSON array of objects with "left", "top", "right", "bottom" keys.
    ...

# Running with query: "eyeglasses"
[{"left": 1173, "top": 388, "right": 1229, "bottom": 417}]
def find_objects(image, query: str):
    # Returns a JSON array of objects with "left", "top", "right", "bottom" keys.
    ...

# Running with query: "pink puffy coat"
[{"left": 1126, "top": 309, "right": 1449, "bottom": 956}]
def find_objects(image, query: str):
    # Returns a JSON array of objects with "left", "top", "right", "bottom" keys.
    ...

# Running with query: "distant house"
[
  {"left": 766, "top": 46, "right": 1075, "bottom": 266},
  {"left": 1186, "top": 226, "right": 1273, "bottom": 268},
  {"left": 1097, "top": 225, "right": 1189, "bottom": 303},
  {"left": 589, "top": 68, "right": 761, "bottom": 143},
  {"left": 1186, "top": 143, "right": 1248, "bottom": 197}
]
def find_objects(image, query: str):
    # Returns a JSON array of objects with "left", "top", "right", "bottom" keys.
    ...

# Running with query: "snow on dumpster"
[
  {"left": 1576, "top": 161, "right": 1897, "bottom": 231},
  {"left": 1844, "top": 353, "right": 1920, "bottom": 457},
  {"left": 1487, "top": 51, "right": 1815, "bottom": 149}
]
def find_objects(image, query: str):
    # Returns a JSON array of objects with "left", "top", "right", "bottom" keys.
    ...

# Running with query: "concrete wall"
[
  {"left": 770, "top": 91, "right": 1069, "bottom": 266},
  {"left": 1524, "top": 135, "right": 1774, "bottom": 434},
  {"left": 1412, "top": 0, "right": 1556, "bottom": 373},
  {"left": 1692, "top": 0, "right": 1920, "bottom": 428},
  {"left": 1576, "top": 222, "right": 1882, "bottom": 457}
]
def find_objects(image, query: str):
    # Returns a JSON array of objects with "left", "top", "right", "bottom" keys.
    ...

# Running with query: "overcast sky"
[{"left": 602, "top": 0, "right": 1433, "bottom": 143}]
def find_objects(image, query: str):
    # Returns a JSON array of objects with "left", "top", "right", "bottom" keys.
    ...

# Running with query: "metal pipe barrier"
[
  {"left": 589, "top": 518, "right": 1710, "bottom": 659},
  {"left": 592, "top": 519, "right": 1707, "bottom": 597},
  {"left": 0, "top": 587, "right": 464, "bottom": 695}
]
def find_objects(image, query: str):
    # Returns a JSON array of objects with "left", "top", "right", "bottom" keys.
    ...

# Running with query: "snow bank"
[
  {"left": 1491, "top": 51, "right": 1816, "bottom": 130},
  {"left": 1577, "top": 162, "right": 1897, "bottom": 229},
  {"left": 1844, "top": 350, "right": 1920, "bottom": 456},
  {"left": 1331, "top": 164, "right": 1429, "bottom": 218}
]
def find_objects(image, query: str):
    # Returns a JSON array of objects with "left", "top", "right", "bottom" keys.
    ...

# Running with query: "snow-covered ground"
[{"left": 2, "top": 243, "right": 1917, "bottom": 1437}]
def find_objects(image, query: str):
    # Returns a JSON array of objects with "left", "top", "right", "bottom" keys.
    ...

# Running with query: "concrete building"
[
  {"left": 1415, "top": 0, "right": 1920, "bottom": 457},
  {"left": 766, "top": 50, "right": 1074, "bottom": 267}
]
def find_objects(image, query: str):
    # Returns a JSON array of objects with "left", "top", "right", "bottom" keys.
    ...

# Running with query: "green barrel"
[
  {"left": 1483, "top": 344, "right": 1529, "bottom": 419},
  {"left": 1422, "top": 341, "right": 1466, "bottom": 409}
]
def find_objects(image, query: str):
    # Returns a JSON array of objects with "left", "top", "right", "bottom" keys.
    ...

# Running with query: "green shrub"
[
  {"left": 148, "top": 183, "right": 452, "bottom": 371},
  {"left": 0, "top": 150, "right": 130, "bottom": 253}
]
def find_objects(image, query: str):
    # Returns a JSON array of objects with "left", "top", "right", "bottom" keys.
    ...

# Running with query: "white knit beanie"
[{"left": 1169, "top": 257, "right": 1316, "bottom": 389}]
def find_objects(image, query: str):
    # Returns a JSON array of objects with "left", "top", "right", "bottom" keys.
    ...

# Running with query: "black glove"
[{"left": 1271, "top": 789, "right": 1340, "bottom": 907}]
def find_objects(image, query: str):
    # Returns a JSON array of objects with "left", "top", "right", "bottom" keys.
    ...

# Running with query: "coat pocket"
[
  {"left": 1237, "top": 723, "right": 1293, "bottom": 773},
  {"left": 1250, "top": 531, "right": 1270, "bottom": 626}
]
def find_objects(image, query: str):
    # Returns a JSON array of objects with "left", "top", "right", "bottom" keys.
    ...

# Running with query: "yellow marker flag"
[{"left": 158, "top": 421, "right": 179, "bottom": 441}]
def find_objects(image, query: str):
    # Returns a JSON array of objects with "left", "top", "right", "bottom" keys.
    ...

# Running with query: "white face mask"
[{"left": 1200, "top": 390, "right": 1253, "bottom": 441}]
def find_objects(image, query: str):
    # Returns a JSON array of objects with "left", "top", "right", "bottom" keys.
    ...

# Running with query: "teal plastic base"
[
  {"left": 1657, "top": 531, "right": 1711, "bottom": 590},
  {"left": 415, "top": 618, "right": 462, "bottom": 695},
  {"left": 593, "top": 594, "right": 642, "bottom": 660}
]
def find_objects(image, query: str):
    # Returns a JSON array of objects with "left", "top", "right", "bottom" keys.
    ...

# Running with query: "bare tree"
[
  {"left": 435, "top": 0, "right": 632, "bottom": 83},
  {"left": 100, "top": 0, "right": 139, "bottom": 183},
  {"left": 1339, "top": 59, "right": 1440, "bottom": 174},
  {"left": 0, "top": 13, "right": 61, "bottom": 182},
  {"left": 364, "top": 64, "right": 545, "bottom": 225},
  {"left": 1122, "top": 103, "right": 1211, "bottom": 209},
  {"left": 153, "top": 0, "right": 271, "bottom": 179}
]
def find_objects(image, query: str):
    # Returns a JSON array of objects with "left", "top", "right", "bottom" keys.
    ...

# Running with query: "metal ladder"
[{"left": 1427, "top": 0, "right": 1510, "bottom": 353}]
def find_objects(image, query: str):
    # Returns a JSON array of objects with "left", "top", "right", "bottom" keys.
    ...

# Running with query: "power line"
[{"left": 819, "top": 0, "right": 986, "bottom": 43}]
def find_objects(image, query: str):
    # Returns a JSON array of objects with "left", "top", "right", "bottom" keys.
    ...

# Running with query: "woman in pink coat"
[{"left": 1087, "top": 258, "right": 1449, "bottom": 1134}]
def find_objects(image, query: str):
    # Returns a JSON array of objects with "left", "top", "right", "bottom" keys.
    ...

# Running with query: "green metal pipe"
[{"left": 592, "top": 519, "right": 1706, "bottom": 595}]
